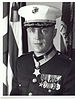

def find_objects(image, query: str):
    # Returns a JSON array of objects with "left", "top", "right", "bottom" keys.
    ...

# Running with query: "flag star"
[{"left": 33, "top": 69, "right": 41, "bottom": 77}]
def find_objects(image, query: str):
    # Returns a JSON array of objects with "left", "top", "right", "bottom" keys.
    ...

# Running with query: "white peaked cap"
[{"left": 18, "top": 5, "right": 62, "bottom": 24}]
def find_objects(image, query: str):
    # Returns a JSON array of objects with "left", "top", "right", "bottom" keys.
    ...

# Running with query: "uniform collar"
[
  {"left": 33, "top": 46, "right": 57, "bottom": 69},
  {"left": 33, "top": 46, "right": 55, "bottom": 62}
]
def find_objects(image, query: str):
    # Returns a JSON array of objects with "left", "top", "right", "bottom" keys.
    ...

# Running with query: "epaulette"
[{"left": 57, "top": 51, "right": 72, "bottom": 62}]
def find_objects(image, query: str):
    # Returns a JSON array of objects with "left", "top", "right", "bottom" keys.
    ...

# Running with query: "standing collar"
[{"left": 33, "top": 46, "right": 55, "bottom": 62}]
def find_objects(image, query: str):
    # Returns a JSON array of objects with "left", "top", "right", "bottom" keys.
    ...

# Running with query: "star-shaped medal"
[{"left": 33, "top": 69, "right": 41, "bottom": 77}]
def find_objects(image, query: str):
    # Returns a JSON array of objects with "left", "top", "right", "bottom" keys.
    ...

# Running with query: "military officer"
[{"left": 10, "top": 4, "right": 75, "bottom": 95}]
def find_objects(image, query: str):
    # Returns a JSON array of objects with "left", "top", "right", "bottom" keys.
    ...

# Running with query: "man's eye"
[
  {"left": 27, "top": 28, "right": 35, "bottom": 32},
  {"left": 42, "top": 28, "right": 48, "bottom": 33}
]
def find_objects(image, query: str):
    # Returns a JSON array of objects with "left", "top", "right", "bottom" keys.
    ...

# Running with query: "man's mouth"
[{"left": 34, "top": 42, "right": 42, "bottom": 45}]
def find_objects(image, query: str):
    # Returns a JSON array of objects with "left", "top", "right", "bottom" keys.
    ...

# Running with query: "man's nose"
[{"left": 34, "top": 29, "right": 42, "bottom": 40}]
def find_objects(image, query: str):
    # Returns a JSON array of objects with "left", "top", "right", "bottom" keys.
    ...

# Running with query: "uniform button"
[
  {"left": 19, "top": 84, "right": 21, "bottom": 87},
  {"left": 69, "top": 58, "right": 72, "bottom": 61},
  {"left": 32, "top": 78, "right": 37, "bottom": 83},
  {"left": 28, "top": 92, "right": 32, "bottom": 96},
  {"left": 48, "top": 89, "right": 51, "bottom": 93},
  {"left": 58, "top": 52, "right": 60, "bottom": 55}
]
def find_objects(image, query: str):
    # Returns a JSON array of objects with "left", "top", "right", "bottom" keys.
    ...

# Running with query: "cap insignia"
[{"left": 32, "top": 7, "right": 39, "bottom": 14}]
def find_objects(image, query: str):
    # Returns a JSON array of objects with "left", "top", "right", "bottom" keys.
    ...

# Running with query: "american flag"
[{"left": 2, "top": 2, "right": 27, "bottom": 95}]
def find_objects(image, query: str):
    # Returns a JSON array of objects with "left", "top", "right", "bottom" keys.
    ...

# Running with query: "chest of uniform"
[{"left": 17, "top": 73, "right": 63, "bottom": 95}]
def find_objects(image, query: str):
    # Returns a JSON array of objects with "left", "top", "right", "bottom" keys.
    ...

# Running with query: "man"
[{"left": 10, "top": 5, "right": 75, "bottom": 95}]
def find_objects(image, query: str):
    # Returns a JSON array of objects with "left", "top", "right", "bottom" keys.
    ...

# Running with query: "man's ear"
[{"left": 53, "top": 28, "right": 57, "bottom": 38}]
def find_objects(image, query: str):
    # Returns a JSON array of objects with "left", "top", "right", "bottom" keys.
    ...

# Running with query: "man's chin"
[
  {"left": 33, "top": 48, "right": 46, "bottom": 54},
  {"left": 33, "top": 49, "right": 43, "bottom": 53}
]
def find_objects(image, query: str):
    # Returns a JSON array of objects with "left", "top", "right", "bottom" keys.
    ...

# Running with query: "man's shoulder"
[
  {"left": 55, "top": 51, "right": 75, "bottom": 74},
  {"left": 16, "top": 51, "right": 34, "bottom": 72},
  {"left": 17, "top": 51, "right": 34, "bottom": 62},
  {"left": 56, "top": 51, "right": 72, "bottom": 63},
  {"left": 54, "top": 51, "right": 73, "bottom": 70}
]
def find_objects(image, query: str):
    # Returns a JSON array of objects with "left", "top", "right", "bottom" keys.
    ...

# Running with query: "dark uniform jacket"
[{"left": 10, "top": 51, "right": 75, "bottom": 95}]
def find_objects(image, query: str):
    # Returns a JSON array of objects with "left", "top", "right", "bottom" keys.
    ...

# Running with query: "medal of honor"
[{"left": 33, "top": 69, "right": 41, "bottom": 77}]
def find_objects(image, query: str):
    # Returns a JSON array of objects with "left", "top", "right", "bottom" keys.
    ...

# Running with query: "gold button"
[
  {"left": 69, "top": 58, "right": 72, "bottom": 61},
  {"left": 28, "top": 92, "right": 32, "bottom": 96},
  {"left": 19, "top": 84, "right": 21, "bottom": 87},
  {"left": 58, "top": 52, "right": 60, "bottom": 55},
  {"left": 48, "top": 89, "right": 51, "bottom": 93},
  {"left": 32, "top": 78, "right": 37, "bottom": 83}
]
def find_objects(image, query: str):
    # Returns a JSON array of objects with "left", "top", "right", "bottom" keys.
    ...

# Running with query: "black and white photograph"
[{"left": 0, "top": 1, "right": 75, "bottom": 98}]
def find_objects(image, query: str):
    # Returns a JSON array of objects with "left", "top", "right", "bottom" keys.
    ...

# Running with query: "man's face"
[{"left": 27, "top": 26, "right": 56, "bottom": 54}]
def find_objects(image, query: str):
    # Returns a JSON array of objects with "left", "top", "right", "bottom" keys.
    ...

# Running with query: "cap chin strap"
[{"left": 34, "top": 46, "right": 55, "bottom": 62}]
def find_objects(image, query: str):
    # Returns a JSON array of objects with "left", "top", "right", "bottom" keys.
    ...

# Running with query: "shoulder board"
[{"left": 57, "top": 51, "right": 72, "bottom": 62}]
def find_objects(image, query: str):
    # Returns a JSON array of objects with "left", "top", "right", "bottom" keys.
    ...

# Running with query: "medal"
[{"left": 33, "top": 69, "right": 41, "bottom": 77}]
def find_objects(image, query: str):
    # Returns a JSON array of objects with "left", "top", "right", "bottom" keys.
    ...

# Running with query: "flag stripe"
[
  {"left": 8, "top": 24, "right": 18, "bottom": 73},
  {"left": 3, "top": 33, "right": 8, "bottom": 67},
  {"left": 21, "top": 18, "right": 28, "bottom": 53},
  {"left": 3, "top": 2, "right": 10, "bottom": 18},
  {"left": 20, "top": 2, "right": 28, "bottom": 53},
  {"left": 3, "top": 2, "right": 10, "bottom": 95},
  {"left": 3, "top": 83, "right": 8, "bottom": 95}
]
